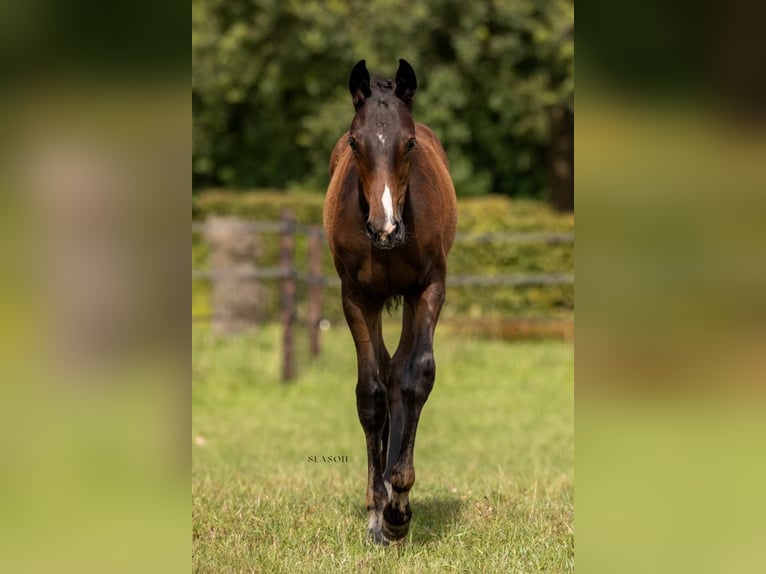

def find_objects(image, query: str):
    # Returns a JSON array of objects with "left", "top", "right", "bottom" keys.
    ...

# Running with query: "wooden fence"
[{"left": 192, "top": 211, "right": 573, "bottom": 382}]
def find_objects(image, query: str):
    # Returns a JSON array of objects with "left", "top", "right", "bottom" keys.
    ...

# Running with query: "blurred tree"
[{"left": 192, "top": 0, "right": 573, "bottom": 199}]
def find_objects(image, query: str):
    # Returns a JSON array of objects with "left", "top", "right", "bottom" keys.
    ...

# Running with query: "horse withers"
[{"left": 323, "top": 59, "right": 457, "bottom": 545}]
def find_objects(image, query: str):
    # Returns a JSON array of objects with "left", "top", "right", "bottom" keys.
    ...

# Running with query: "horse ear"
[
  {"left": 395, "top": 58, "right": 417, "bottom": 109},
  {"left": 349, "top": 60, "right": 371, "bottom": 110}
]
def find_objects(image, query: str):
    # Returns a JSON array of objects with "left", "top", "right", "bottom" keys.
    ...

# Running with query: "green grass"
[{"left": 192, "top": 323, "right": 573, "bottom": 573}]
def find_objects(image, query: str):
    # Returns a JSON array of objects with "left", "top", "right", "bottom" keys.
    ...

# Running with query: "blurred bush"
[
  {"left": 193, "top": 188, "right": 324, "bottom": 222},
  {"left": 192, "top": 0, "right": 573, "bottom": 199}
]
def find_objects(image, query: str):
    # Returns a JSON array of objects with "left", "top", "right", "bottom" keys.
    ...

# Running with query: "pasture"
[{"left": 192, "top": 323, "right": 573, "bottom": 572}]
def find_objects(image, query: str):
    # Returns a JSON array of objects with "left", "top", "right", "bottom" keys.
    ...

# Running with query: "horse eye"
[
  {"left": 348, "top": 137, "right": 359, "bottom": 153},
  {"left": 406, "top": 138, "right": 417, "bottom": 152}
]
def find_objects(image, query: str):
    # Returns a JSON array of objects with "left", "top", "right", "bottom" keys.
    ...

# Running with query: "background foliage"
[{"left": 192, "top": 0, "right": 574, "bottom": 198}]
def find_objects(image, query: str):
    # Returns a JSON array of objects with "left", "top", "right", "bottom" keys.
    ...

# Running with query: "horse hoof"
[
  {"left": 382, "top": 505, "right": 412, "bottom": 541},
  {"left": 366, "top": 528, "right": 389, "bottom": 546}
]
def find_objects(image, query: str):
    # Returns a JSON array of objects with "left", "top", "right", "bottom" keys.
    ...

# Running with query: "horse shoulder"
[
  {"left": 415, "top": 123, "right": 449, "bottom": 170},
  {"left": 412, "top": 124, "right": 457, "bottom": 254}
]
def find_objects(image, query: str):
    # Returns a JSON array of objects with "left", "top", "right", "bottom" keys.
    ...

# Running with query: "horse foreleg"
[
  {"left": 342, "top": 287, "right": 389, "bottom": 544},
  {"left": 383, "top": 279, "right": 445, "bottom": 541},
  {"left": 382, "top": 301, "right": 414, "bottom": 531}
]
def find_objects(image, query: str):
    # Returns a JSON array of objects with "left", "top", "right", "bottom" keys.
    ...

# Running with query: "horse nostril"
[
  {"left": 392, "top": 220, "right": 402, "bottom": 236},
  {"left": 365, "top": 221, "right": 375, "bottom": 238}
]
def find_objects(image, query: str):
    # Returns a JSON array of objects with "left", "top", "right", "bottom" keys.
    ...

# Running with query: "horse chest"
[{"left": 342, "top": 247, "right": 427, "bottom": 298}]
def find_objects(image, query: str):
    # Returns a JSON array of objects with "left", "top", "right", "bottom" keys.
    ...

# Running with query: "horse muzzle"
[{"left": 365, "top": 219, "right": 405, "bottom": 250}]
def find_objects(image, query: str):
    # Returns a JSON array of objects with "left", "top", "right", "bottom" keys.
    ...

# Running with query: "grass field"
[{"left": 192, "top": 323, "right": 573, "bottom": 573}]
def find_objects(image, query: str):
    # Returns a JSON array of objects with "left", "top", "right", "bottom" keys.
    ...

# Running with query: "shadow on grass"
[
  {"left": 409, "top": 495, "right": 464, "bottom": 545},
  {"left": 353, "top": 495, "right": 464, "bottom": 546}
]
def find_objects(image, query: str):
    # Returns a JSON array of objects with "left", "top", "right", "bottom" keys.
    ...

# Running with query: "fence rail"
[
  {"left": 453, "top": 231, "right": 574, "bottom": 244},
  {"left": 191, "top": 268, "right": 574, "bottom": 288},
  {"left": 448, "top": 273, "right": 574, "bottom": 287},
  {"left": 193, "top": 221, "right": 574, "bottom": 245},
  {"left": 192, "top": 212, "right": 573, "bottom": 381}
]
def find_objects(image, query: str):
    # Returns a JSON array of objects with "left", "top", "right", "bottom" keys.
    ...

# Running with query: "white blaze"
[
  {"left": 377, "top": 132, "right": 386, "bottom": 145},
  {"left": 382, "top": 184, "right": 395, "bottom": 233}
]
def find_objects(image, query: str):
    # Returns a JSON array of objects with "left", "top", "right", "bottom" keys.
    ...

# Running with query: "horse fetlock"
[
  {"left": 390, "top": 465, "right": 415, "bottom": 493},
  {"left": 366, "top": 510, "right": 390, "bottom": 546}
]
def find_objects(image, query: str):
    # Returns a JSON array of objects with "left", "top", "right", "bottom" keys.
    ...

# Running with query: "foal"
[{"left": 323, "top": 59, "right": 457, "bottom": 544}]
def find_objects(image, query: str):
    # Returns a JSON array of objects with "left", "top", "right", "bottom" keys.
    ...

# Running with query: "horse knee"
[
  {"left": 404, "top": 352, "right": 435, "bottom": 402},
  {"left": 416, "top": 352, "right": 436, "bottom": 386},
  {"left": 356, "top": 377, "right": 387, "bottom": 429}
]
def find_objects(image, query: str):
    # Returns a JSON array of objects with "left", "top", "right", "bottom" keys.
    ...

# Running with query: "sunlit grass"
[{"left": 192, "top": 324, "right": 573, "bottom": 572}]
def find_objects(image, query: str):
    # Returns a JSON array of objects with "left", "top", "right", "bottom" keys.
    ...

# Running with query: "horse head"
[{"left": 347, "top": 59, "right": 418, "bottom": 250}]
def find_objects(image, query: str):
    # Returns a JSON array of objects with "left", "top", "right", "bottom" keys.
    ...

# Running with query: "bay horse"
[{"left": 323, "top": 59, "right": 457, "bottom": 544}]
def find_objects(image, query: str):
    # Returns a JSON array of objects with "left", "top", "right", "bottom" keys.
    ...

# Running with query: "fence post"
[
  {"left": 280, "top": 210, "right": 296, "bottom": 382},
  {"left": 204, "top": 217, "right": 264, "bottom": 335},
  {"left": 308, "top": 228, "right": 323, "bottom": 358}
]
